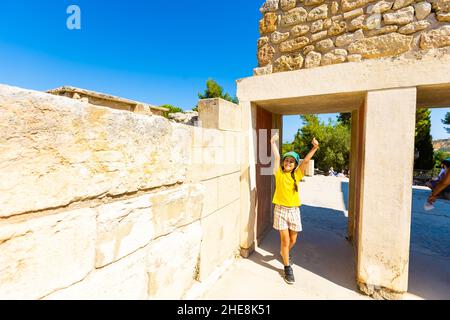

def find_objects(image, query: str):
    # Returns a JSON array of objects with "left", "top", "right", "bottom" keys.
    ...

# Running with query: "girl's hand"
[
  {"left": 312, "top": 137, "right": 319, "bottom": 148},
  {"left": 271, "top": 132, "right": 279, "bottom": 144}
]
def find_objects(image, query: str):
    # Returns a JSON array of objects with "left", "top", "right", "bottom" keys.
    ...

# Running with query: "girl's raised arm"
[
  {"left": 271, "top": 132, "right": 280, "bottom": 175},
  {"left": 298, "top": 137, "right": 319, "bottom": 176}
]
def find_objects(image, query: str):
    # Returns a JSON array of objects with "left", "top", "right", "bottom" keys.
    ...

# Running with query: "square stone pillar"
[{"left": 356, "top": 88, "right": 416, "bottom": 299}]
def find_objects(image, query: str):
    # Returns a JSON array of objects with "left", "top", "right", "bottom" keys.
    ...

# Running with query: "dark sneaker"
[{"left": 284, "top": 266, "right": 295, "bottom": 285}]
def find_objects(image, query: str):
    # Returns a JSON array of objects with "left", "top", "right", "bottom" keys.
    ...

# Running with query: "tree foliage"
[
  {"left": 414, "top": 108, "right": 434, "bottom": 170},
  {"left": 443, "top": 112, "right": 450, "bottom": 133},
  {"left": 291, "top": 115, "right": 350, "bottom": 172},
  {"left": 196, "top": 79, "right": 238, "bottom": 109},
  {"left": 337, "top": 113, "right": 352, "bottom": 127},
  {"left": 160, "top": 104, "right": 183, "bottom": 118}
]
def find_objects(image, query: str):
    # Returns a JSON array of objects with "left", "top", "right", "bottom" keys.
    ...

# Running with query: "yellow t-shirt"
[{"left": 272, "top": 167, "right": 304, "bottom": 207}]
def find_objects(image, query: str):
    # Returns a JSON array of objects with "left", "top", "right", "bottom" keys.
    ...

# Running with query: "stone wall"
[
  {"left": 0, "top": 84, "right": 242, "bottom": 299},
  {"left": 255, "top": 0, "right": 450, "bottom": 74}
]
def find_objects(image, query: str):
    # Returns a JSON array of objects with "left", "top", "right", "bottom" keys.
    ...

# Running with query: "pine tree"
[{"left": 414, "top": 108, "right": 434, "bottom": 170}]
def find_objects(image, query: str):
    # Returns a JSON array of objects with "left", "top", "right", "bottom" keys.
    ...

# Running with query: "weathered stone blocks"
[
  {"left": 348, "top": 33, "right": 413, "bottom": 58},
  {"left": 274, "top": 53, "right": 305, "bottom": 72},
  {"left": 280, "top": 36, "right": 310, "bottom": 52},
  {"left": 258, "top": 44, "right": 275, "bottom": 66},
  {"left": 281, "top": 7, "right": 308, "bottom": 27},
  {"left": 420, "top": 26, "right": 450, "bottom": 49},
  {"left": 259, "top": 13, "right": 278, "bottom": 34}
]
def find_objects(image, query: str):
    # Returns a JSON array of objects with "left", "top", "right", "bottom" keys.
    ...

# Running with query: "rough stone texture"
[
  {"left": 280, "top": 36, "right": 310, "bottom": 52},
  {"left": 366, "top": 25, "right": 399, "bottom": 36},
  {"left": 257, "top": 37, "right": 269, "bottom": 49},
  {"left": 281, "top": 7, "right": 308, "bottom": 27},
  {"left": 420, "top": 26, "right": 450, "bottom": 49},
  {"left": 291, "top": 24, "right": 310, "bottom": 36},
  {"left": 331, "top": 1, "right": 340, "bottom": 14},
  {"left": 259, "top": 13, "right": 278, "bottom": 34},
  {"left": 271, "top": 31, "right": 290, "bottom": 44},
  {"left": 348, "top": 14, "right": 366, "bottom": 31},
  {"left": 305, "top": 51, "right": 323, "bottom": 68},
  {"left": 414, "top": 2, "right": 432, "bottom": 20},
  {"left": 0, "top": 85, "right": 189, "bottom": 218},
  {"left": 311, "top": 20, "right": 324, "bottom": 33},
  {"left": 260, "top": 0, "right": 279, "bottom": 14},
  {"left": 258, "top": 44, "right": 276, "bottom": 66},
  {"left": 303, "top": 45, "right": 316, "bottom": 54},
  {"left": 365, "top": 13, "right": 382, "bottom": 30},
  {"left": 0, "top": 208, "right": 96, "bottom": 299},
  {"left": 311, "top": 30, "right": 329, "bottom": 42},
  {"left": 348, "top": 53, "right": 363, "bottom": 61},
  {"left": 147, "top": 222, "right": 202, "bottom": 299},
  {"left": 281, "top": 0, "right": 297, "bottom": 11},
  {"left": 45, "top": 249, "right": 148, "bottom": 300},
  {"left": 383, "top": 6, "right": 415, "bottom": 25},
  {"left": 343, "top": 8, "right": 364, "bottom": 20},
  {"left": 392, "top": 0, "right": 415, "bottom": 10},
  {"left": 274, "top": 53, "right": 305, "bottom": 72},
  {"left": 336, "top": 29, "right": 365, "bottom": 47},
  {"left": 316, "top": 38, "right": 336, "bottom": 52},
  {"left": 436, "top": 11, "right": 450, "bottom": 22},
  {"left": 305, "top": 0, "right": 326, "bottom": 5},
  {"left": 398, "top": 21, "right": 431, "bottom": 34},
  {"left": 253, "top": 65, "right": 273, "bottom": 76},
  {"left": 432, "top": 0, "right": 450, "bottom": 11},
  {"left": 168, "top": 111, "right": 198, "bottom": 126},
  {"left": 348, "top": 33, "right": 413, "bottom": 58},
  {"left": 328, "top": 21, "right": 347, "bottom": 35},
  {"left": 342, "top": 0, "right": 375, "bottom": 12},
  {"left": 367, "top": 0, "right": 394, "bottom": 13},
  {"left": 307, "top": 4, "right": 329, "bottom": 21},
  {"left": 321, "top": 49, "right": 348, "bottom": 65}
]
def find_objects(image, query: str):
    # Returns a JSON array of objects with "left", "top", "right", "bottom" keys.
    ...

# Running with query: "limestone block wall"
[
  {"left": 255, "top": 0, "right": 450, "bottom": 74},
  {"left": 0, "top": 84, "right": 242, "bottom": 299}
]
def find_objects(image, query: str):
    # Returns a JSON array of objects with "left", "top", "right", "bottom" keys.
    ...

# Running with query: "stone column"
[
  {"left": 356, "top": 88, "right": 416, "bottom": 299},
  {"left": 239, "top": 101, "right": 258, "bottom": 257},
  {"left": 347, "top": 107, "right": 360, "bottom": 243}
]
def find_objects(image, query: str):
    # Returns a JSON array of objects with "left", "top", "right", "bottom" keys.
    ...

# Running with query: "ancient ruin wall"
[
  {"left": 255, "top": 0, "right": 450, "bottom": 74},
  {"left": 0, "top": 85, "right": 242, "bottom": 299}
]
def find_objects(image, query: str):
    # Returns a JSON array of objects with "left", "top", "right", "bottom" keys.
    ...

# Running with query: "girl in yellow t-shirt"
[{"left": 270, "top": 132, "right": 319, "bottom": 285}]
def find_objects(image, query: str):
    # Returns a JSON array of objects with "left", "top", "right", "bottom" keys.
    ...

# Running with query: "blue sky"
[{"left": 0, "top": 1, "right": 448, "bottom": 142}]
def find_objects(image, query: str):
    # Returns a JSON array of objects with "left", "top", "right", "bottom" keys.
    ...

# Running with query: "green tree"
[
  {"left": 337, "top": 113, "right": 352, "bottom": 127},
  {"left": 160, "top": 104, "right": 183, "bottom": 118},
  {"left": 292, "top": 115, "right": 350, "bottom": 172},
  {"left": 414, "top": 108, "right": 434, "bottom": 170},
  {"left": 193, "top": 79, "right": 238, "bottom": 111},
  {"left": 443, "top": 112, "right": 450, "bottom": 133}
]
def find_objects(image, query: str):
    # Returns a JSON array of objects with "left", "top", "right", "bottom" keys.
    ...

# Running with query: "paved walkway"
[{"left": 201, "top": 176, "right": 450, "bottom": 300}]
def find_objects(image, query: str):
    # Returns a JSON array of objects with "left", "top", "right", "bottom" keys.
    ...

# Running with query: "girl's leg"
[
  {"left": 279, "top": 230, "right": 291, "bottom": 266},
  {"left": 289, "top": 230, "right": 298, "bottom": 251}
]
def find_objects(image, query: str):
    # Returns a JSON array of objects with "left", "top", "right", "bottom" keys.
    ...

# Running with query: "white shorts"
[{"left": 273, "top": 204, "right": 302, "bottom": 232}]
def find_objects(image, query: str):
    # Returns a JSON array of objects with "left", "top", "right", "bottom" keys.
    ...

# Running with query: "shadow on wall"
[{"left": 341, "top": 181, "right": 349, "bottom": 212}]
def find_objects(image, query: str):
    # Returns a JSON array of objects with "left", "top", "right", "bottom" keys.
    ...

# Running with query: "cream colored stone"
[
  {"left": 321, "top": 49, "right": 348, "bottom": 65},
  {"left": 273, "top": 53, "right": 305, "bottom": 72},
  {"left": 311, "top": 20, "right": 324, "bottom": 33},
  {"left": 201, "top": 178, "right": 219, "bottom": 217},
  {"left": 332, "top": 15, "right": 343, "bottom": 21},
  {"left": 304, "top": 0, "right": 326, "bottom": 5},
  {"left": 0, "top": 85, "right": 189, "bottom": 218},
  {"left": 311, "top": 30, "right": 328, "bottom": 42},
  {"left": 324, "top": 18, "right": 333, "bottom": 28},
  {"left": 348, "top": 33, "right": 413, "bottom": 58},
  {"left": 420, "top": 26, "right": 450, "bottom": 49},
  {"left": 198, "top": 200, "right": 240, "bottom": 281},
  {"left": 357, "top": 88, "right": 416, "bottom": 299},
  {"left": 197, "top": 98, "right": 241, "bottom": 132},
  {"left": 259, "top": 0, "right": 279, "bottom": 14},
  {"left": 258, "top": 44, "right": 275, "bottom": 66},
  {"left": 367, "top": 0, "right": 394, "bottom": 13},
  {"left": 0, "top": 208, "right": 96, "bottom": 299},
  {"left": 343, "top": 8, "right": 364, "bottom": 20},
  {"left": 342, "top": 0, "right": 376, "bottom": 12},
  {"left": 303, "top": 45, "right": 316, "bottom": 54},
  {"left": 398, "top": 20, "right": 431, "bottom": 35},
  {"left": 365, "top": 13, "right": 382, "bottom": 30},
  {"left": 281, "top": 0, "right": 297, "bottom": 11},
  {"left": 305, "top": 51, "right": 322, "bottom": 68},
  {"left": 392, "top": 0, "right": 415, "bottom": 10},
  {"left": 291, "top": 24, "right": 310, "bottom": 36},
  {"left": 307, "top": 4, "right": 329, "bottom": 21},
  {"left": 45, "top": 249, "right": 147, "bottom": 300},
  {"left": 383, "top": 6, "right": 415, "bottom": 25},
  {"left": 348, "top": 53, "right": 363, "bottom": 61},
  {"left": 259, "top": 13, "right": 278, "bottom": 34},
  {"left": 348, "top": 14, "right": 366, "bottom": 31},
  {"left": 147, "top": 222, "right": 202, "bottom": 299},
  {"left": 271, "top": 31, "right": 290, "bottom": 44},
  {"left": 436, "top": 11, "right": 450, "bottom": 22},
  {"left": 281, "top": 7, "right": 308, "bottom": 27},
  {"left": 366, "top": 25, "right": 398, "bottom": 36},
  {"left": 280, "top": 36, "right": 310, "bottom": 52},
  {"left": 332, "top": 1, "right": 340, "bottom": 15},
  {"left": 414, "top": 2, "right": 432, "bottom": 20},
  {"left": 316, "top": 39, "right": 336, "bottom": 52},
  {"left": 336, "top": 29, "right": 365, "bottom": 47},
  {"left": 254, "top": 65, "right": 273, "bottom": 76},
  {"left": 95, "top": 194, "right": 154, "bottom": 268},
  {"left": 432, "top": 0, "right": 450, "bottom": 11},
  {"left": 150, "top": 184, "right": 204, "bottom": 239},
  {"left": 218, "top": 172, "right": 241, "bottom": 209},
  {"left": 328, "top": 21, "right": 347, "bottom": 36}
]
